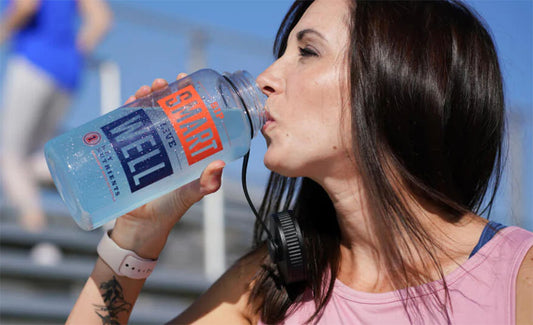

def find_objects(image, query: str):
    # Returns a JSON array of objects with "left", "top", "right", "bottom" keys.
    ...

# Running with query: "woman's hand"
[{"left": 111, "top": 73, "right": 225, "bottom": 259}]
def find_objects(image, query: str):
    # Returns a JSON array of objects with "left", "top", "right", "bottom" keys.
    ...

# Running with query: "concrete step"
[
  {"left": 0, "top": 285, "right": 193, "bottom": 324},
  {"left": 0, "top": 247, "right": 211, "bottom": 295},
  {"left": 0, "top": 222, "right": 101, "bottom": 254},
  {"left": 0, "top": 246, "right": 210, "bottom": 323},
  {"left": 0, "top": 219, "right": 251, "bottom": 276}
]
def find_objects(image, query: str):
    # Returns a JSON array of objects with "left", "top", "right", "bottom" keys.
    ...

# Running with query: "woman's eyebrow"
[{"left": 296, "top": 28, "right": 327, "bottom": 42}]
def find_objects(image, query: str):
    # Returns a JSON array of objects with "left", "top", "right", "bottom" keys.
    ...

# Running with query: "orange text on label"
[{"left": 158, "top": 84, "right": 223, "bottom": 165}]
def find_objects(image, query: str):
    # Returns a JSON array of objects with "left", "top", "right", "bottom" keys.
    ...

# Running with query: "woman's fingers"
[
  {"left": 135, "top": 85, "right": 152, "bottom": 98},
  {"left": 124, "top": 95, "right": 137, "bottom": 105},
  {"left": 198, "top": 160, "right": 226, "bottom": 196},
  {"left": 175, "top": 160, "right": 225, "bottom": 210},
  {"left": 151, "top": 78, "right": 168, "bottom": 91},
  {"left": 124, "top": 73, "right": 186, "bottom": 105}
]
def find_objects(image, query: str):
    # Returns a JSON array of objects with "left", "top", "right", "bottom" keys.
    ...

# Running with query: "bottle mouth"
[{"left": 223, "top": 71, "right": 266, "bottom": 138}]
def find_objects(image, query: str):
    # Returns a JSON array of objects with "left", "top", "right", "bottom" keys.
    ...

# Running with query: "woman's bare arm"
[
  {"left": 169, "top": 245, "right": 266, "bottom": 325},
  {"left": 516, "top": 246, "right": 533, "bottom": 324},
  {"left": 67, "top": 257, "right": 146, "bottom": 324},
  {"left": 76, "top": 0, "right": 113, "bottom": 54}
]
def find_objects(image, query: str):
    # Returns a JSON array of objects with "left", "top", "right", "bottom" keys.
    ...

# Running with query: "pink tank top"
[{"left": 260, "top": 226, "right": 533, "bottom": 325}]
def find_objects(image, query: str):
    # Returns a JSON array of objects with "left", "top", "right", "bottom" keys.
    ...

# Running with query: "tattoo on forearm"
[{"left": 93, "top": 276, "right": 132, "bottom": 324}]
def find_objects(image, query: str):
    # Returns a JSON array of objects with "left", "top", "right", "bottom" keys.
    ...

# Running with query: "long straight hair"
[{"left": 248, "top": 1, "right": 505, "bottom": 324}]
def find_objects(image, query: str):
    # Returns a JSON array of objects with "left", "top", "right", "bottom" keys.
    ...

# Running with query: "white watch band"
[{"left": 97, "top": 230, "right": 158, "bottom": 279}]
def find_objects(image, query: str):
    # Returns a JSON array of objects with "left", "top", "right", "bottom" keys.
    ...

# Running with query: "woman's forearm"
[
  {"left": 67, "top": 258, "right": 145, "bottom": 325},
  {"left": 76, "top": 0, "right": 113, "bottom": 54},
  {"left": 67, "top": 219, "right": 165, "bottom": 324}
]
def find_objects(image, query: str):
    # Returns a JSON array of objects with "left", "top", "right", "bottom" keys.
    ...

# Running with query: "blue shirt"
[{"left": 12, "top": 0, "right": 81, "bottom": 91}]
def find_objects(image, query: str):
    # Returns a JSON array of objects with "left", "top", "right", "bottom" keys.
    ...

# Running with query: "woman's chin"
[
  {"left": 264, "top": 158, "right": 302, "bottom": 178},
  {"left": 263, "top": 156, "right": 280, "bottom": 174},
  {"left": 264, "top": 157, "right": 286, "bottom": 176}
]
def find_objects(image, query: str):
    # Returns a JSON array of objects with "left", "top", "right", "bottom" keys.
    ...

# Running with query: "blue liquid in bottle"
[{"left": 44, "top": 70, "right": 265, "bottom": 230}]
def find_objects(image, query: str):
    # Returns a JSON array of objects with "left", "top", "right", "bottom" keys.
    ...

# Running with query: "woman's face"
[{"left": 257, "top": 0, "right": 352, "bottom": 179}]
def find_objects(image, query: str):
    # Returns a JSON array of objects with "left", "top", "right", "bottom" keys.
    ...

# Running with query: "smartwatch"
[{"left": 97, "top": 230, "right": 158, "bottom": 279}]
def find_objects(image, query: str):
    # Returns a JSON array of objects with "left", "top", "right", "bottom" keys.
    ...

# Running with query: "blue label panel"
[{"left": 101, "top": 109, "right": 173, "bottom": 193}]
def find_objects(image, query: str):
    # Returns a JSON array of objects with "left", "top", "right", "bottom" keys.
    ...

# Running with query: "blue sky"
[
  {"left": 115, "top": 0, "right": 532, "bottom": 107},
  {"left": 1, "top": 0, "right": 531, "bottom": 228}
]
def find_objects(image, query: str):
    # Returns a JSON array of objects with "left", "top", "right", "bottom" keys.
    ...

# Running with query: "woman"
[
  {"left": 0, "top": 0, "right": 112, "bottom": 233},
  {"left": 68, "top": 0, "right": 533, "bottom": 324}
]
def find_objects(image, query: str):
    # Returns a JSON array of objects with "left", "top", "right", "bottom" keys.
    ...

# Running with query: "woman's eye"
[{"left": 298, "top": 47, "right": 318, "bottom": 57}]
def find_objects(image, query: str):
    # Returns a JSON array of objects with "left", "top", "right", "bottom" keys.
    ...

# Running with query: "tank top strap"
[{"left": 469, "top": 220, "right": 507, "bottom": 258}]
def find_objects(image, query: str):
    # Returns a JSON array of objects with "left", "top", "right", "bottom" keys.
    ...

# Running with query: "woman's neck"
[{"left": 317, "top": 172, "right": 488, "bottom": 293}]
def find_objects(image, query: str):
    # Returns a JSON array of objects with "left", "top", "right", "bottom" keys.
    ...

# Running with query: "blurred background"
[{"left": 0, "top": 0, "right": 531, "bottom": 323}]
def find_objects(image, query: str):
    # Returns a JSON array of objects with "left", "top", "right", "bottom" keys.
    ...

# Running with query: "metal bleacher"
[{"left": 0, "top": 180, "right": 259, "bottom": 324}]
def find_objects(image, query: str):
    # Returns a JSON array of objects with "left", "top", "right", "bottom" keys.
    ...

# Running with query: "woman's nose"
[{"left": 256, "top": 61, "right": 284, "bottom": 97}]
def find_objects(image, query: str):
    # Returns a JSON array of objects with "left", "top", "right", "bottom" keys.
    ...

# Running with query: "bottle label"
[
  {"left": 101, "top": 109, "right": 173, "bottom": 193},
  {"left": 157, "top": 84, "right": 223, "bottom": 165}
]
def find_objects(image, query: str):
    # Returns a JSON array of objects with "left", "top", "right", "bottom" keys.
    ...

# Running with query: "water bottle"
[{"left": 44, "top": 69, "right": 266, "bottom": 230}]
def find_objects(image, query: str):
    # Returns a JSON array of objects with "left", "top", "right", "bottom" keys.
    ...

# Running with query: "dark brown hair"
[{"left": 248, "top": 1, "right": 504, "bottom": 324}]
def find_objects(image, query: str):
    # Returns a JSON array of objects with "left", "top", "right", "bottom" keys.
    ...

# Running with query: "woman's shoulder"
[
  {"left": 218, "top": 244, "right": 269, "bottom": 324},
  {"left": 516, "top": 245, "right": 533, "bottom": 324},
  {"left": 493, "top": 226, "right": 533, "bottom": 324},
  {"left": 481, "top": 226, "right": 533, "bottom": 276},
  {"left": 167, "top": 245, "right": 268, "bottom": 324},
  {"left": 498, "top": 226, "right": 533, "bottom": 254},
  {"left": 514, "top": 227, "right": 533, "bottom": 325}
]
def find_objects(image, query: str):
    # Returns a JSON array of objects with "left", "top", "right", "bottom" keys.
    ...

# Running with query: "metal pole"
[
  {"left": 509, "top": 110, "right": 524, "bottom": 227},
  {"left": 189, "top": 30, "right": 226, "bottom": 281},
  {"left": 99, "top": 60, "right": 122, "bottom": 115},
  {"left": 99, "top": 60, "right": 121, "bottom": 232}
]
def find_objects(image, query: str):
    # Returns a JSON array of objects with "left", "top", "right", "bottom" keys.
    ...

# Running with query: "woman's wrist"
[
  {"left": 97, "top": 230, "right": 158, "bottom": 279},
  {"left": 110, "top": 218, "right": 170, "bottom": 260}
]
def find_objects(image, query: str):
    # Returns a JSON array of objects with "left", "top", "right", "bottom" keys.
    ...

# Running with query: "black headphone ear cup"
[{"left": 268, "top": 211, "right": 306, "bottom": 284}]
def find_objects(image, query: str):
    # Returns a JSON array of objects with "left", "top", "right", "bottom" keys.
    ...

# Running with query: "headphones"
[
  {"left": 241, "top": 153, "right": 307, "bottom": 285},
  {"left": 267, "top": 210, "right": 306, "bottom": 284}
]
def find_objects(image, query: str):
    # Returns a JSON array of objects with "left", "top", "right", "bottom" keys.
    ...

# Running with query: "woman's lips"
[
  {"left": 262, "top": 111, "right": 275, "bottom": 132},
  {"left": 265, "top": 110, "right": 275, "bottom": 122}
]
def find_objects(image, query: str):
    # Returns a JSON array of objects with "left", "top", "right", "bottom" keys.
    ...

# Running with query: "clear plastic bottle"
[{"left": 44, "top": 69, "right": 266, "bottom": 230}]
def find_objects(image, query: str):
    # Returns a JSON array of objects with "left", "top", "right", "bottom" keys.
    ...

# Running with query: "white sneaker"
[{"left": 30, "top": 242, "right": 62, "bottom": 266}]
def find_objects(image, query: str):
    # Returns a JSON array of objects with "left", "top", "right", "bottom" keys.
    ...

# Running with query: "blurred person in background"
[
  {"left": 68, "top": 0, "right": 533, "bottom": 324},
  {"left": 0, "top": 0, "right": 112, "bottom": 236}
]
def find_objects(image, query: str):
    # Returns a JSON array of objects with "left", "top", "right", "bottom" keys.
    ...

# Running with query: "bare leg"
[{"left": 0, "top": 57, "right": 69, "bottom": 232}]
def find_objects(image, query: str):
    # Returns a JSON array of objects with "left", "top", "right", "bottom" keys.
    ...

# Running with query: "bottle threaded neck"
[{"left": 224, "top": 71, "right": 266, "bottom": 138}]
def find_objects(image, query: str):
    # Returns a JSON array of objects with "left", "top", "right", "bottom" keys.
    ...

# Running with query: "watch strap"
[{"left": 97, "top": 230, "right": 158, "bottom": 279}]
